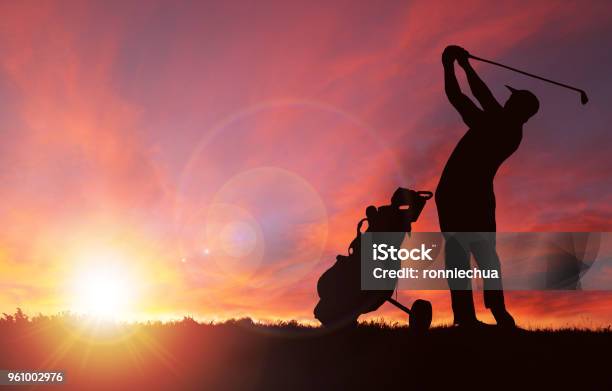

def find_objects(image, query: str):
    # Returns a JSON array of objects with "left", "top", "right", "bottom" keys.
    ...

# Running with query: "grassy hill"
[{"left": 1, "top": 310, "right": 611, "bottom": 390}]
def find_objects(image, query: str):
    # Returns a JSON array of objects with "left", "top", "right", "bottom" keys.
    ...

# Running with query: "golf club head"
[{"left": 580, "top": 90, "right": 589, "bottom": 105}]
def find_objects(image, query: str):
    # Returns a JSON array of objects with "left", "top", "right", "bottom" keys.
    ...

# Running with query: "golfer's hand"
[
  {"left": 456, "top": 49, "right": 470, "bottom": 67},
  {"left": 442, "top": 46, "right": 456, "bottom": 66},
  {"left": 443, "top": 45, "right": 469, "bottom": 66}
]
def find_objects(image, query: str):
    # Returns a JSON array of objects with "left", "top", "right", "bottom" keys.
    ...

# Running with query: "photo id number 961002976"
[{"left": 0, "top": 370, "right": 65, "bottom": 385}]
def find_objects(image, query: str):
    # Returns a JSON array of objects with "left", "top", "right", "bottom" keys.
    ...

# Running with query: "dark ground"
[{"left": 1, "top": 311, "right": 611, "bottom": 390}]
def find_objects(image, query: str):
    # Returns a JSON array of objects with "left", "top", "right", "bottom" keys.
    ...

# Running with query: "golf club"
[{"left": 469, "top": 54, "right": 589, "bottom": 105}]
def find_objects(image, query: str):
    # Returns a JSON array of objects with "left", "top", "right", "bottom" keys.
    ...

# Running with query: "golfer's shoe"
[{"left": 455, "top": 319, "right": 495, "bottom": 330}]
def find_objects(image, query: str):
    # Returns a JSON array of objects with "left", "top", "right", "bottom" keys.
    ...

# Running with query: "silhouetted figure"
[{"left": 435, "top": 45, "right": 540, "bottom": 328}]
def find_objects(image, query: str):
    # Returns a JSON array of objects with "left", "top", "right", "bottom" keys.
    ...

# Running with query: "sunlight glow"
[{"left": 70, "top": 251, "right": 138, "bottom": 320}]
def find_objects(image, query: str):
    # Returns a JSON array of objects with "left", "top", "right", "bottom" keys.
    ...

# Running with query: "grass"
[{"left": 1, "top": 309, "right": 612, "bottom": 390}]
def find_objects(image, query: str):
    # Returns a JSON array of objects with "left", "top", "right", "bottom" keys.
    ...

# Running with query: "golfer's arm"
[
  {"left": 445, "top": 63, "right": 481, "bottom": 126},
  {"left": 462, "top": 61, "right": 501, "bottom": 111}
]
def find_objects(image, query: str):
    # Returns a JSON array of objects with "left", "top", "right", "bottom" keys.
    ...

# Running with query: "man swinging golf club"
[{"left": 435, "top": 45, "right": 539, "bottom": 328}]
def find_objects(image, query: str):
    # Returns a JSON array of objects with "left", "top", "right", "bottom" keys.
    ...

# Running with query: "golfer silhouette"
[{"left": 435, "top": 45, "right": 539, "bottom": 328}]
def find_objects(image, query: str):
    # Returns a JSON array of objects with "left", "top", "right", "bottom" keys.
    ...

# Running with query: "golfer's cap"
[{"left": 505, "top": 85, "right": 540, "bottom": 117}]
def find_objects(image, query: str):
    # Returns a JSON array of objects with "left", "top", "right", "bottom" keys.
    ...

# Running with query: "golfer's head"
[{"left": 504, "top": 85, "right": 539, "bottom": 123}]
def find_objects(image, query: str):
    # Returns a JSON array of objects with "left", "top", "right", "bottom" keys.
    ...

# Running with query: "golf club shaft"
[
  {"left": 469, "top": 54, "right": 585, "bottom": 95},
  {"left": 387, "top": 297, "right": 411, "bottom": 315}
]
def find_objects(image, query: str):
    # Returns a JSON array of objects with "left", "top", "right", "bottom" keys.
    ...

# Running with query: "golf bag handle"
[{"left": 348, "top": 218, "right": 369, "bottom": 255}]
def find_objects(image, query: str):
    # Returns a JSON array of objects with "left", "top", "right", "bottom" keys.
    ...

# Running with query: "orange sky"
[{"left": 0, "top": 0, "right": 611, "bottom": 328}]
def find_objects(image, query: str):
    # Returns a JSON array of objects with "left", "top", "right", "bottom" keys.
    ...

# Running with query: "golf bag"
[{"left": 314, "top": 187, "right": 433, "bottom": 327}]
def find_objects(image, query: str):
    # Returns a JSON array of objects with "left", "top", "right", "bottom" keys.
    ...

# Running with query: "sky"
[{"left": 0, "top": 0, "right": 611, "bottom": 328}]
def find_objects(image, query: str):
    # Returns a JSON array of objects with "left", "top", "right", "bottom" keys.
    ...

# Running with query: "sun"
[
  {"left": 73, "top": 268, "right": 131, "bottom": 318},
  {"left": 70, "top": 252, "right": 138, "bottom": 319}
]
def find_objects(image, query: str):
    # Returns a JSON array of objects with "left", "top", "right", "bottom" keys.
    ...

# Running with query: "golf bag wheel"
[{"left": 409, "top": 299, "right": 432, "bottom": 332}]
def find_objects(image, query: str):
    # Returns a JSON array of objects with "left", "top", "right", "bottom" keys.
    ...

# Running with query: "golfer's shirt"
[{"left": 435, "top": 110, "right": 523, "bottom": 229}]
